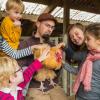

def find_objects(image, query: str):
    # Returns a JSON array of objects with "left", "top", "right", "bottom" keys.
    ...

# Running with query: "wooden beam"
[
  {"left": 62, "top": 0, "right": 70, "bottom": 95},
  {"left": 0, "top": 11, "right": 2, "bottom": 19},
  {"left": 0, "top": 11, "right": 61, "bottom": 23},
  {"left": 22, "top": 0, "right": 50, "bottom": 5},
  {"left": 70, "top": 3, "right": 100, "bottom": 14},
  {"left": 22, "top": 0, "right": 100, "bottom": 14},
  {"left": 0, "top": 11, "right": 92, "bottom": 25},
  {"left": 43, "top": 0, "right": 61, "bottom": 13},
  {"left": 93, "top": 0, "right": 100, "bottom": 10},
  {"left": 43, "top": 5, "right": 56, "bottom": 13}
]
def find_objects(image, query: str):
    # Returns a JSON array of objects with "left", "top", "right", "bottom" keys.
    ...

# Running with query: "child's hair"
[
  {"left": 6, "top": 0, "right": 24, "bottom": 13},
  {"left": 0, "top": 57, "right": 18, "bottom": 88},
  {"left": 67, "top": 23, "right": 86, "bottom": 50},
  {"left": 85, "top": 23, "right": 100, "bottom": 39},
  {"left": 67, "top": 23, "right": 85, "bottom": 34}
]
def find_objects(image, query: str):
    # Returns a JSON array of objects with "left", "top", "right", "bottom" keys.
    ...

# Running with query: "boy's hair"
[
  {"left": 85, "top": 23, "right": 100, "bottom": 39},
  {"left": 0, "top": 57, "right": 18, "bottom": 88},
  {"left": 6, "top": 0, "right": 24, "bottom": 12}
]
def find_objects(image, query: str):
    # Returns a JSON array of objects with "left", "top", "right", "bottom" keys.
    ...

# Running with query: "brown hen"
[{"left": 33, "top": 43, "right": 65, "bottom": 92}]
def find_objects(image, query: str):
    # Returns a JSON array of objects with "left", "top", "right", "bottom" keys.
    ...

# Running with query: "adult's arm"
[{"left": 63, "top": 62, "right": 78, "bottom": 75}]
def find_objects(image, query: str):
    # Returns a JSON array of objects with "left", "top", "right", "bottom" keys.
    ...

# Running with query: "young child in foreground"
[{"left": 0, "top": 47, "right": 50, "bottom": 100}]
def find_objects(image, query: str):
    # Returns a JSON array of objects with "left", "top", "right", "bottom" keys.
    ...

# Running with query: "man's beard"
[
  {"left": 42, "top": 34, "right": 54, "bottom": 46},
  {"left": 42, "top": 34, "right": 50, "bottom": 43}
]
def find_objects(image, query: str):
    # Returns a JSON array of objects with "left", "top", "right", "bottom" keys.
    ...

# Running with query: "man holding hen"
[{"left": 18, "top": 13, "right": 67, "bottom": 100}]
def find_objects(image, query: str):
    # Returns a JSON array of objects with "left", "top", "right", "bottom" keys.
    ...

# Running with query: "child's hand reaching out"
[{"left": 38, "top": 46, "right": 50, "bottom": 62}]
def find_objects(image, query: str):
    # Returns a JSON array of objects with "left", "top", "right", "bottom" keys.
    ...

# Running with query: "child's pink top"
[{"left": 0, "top": 59, "right": 42, "bottom": 100}]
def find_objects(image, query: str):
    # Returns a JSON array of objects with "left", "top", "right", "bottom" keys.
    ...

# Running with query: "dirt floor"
[{"left": 67, "top": 95, "right": 75, "bottom": 100}]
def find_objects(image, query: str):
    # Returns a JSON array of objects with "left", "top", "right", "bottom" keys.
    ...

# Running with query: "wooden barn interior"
[{"left": 0, "top": 0, "right": 100, "bottom": 100}]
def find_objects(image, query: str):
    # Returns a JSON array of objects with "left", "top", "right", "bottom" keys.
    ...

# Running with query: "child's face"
[
  {"left": 13, "top": 66, "right": 24, "bottom": 85},
  {"left": 85, "top": 34, "right": 100, "bottom": 51},
  {"left": 69, "top": 27, "right": 85, "bottom": 45},
  {"left": 7, "top": 8, "right": 22, "bottom": 21}
]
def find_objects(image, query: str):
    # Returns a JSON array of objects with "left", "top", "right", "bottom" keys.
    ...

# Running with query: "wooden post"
[{"left": 62, "top": 0, "right": 70, "bottom": 96}]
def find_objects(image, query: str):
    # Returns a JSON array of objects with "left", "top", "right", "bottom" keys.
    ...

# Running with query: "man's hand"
[
  {"left": 31, "top": 44, "right": 49, "bottom": 53},
  {"left": 56, "top": 42, "right": 65, "bottom": 49}
]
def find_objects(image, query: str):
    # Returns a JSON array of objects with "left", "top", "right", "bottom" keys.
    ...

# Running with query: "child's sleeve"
[
  {"left": 18, "top": 59, "right": 42, "bottom": 88},
  {"left": 0, "top": 36, "right": 33, "bottom": 59},
  {"left": 63, "top": 62, "right": 78, "bottom": 75},
  {"left": 64, "top": 44, "right": 74, "bottom": 62},
  {"left": 1, "top": 20, "right": 21, "bottom": 43}
]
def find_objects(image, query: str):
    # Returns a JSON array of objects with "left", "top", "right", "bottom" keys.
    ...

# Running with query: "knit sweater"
[
  {"left": 0, "top": 60, "right": 42, "bottom": 100},
  {"left": 0, "top": 16, "right": 21, "bottom": 49}
]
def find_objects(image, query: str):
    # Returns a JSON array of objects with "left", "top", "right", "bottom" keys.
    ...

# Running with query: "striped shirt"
[
  {"left": 0, "top": 59, "right": 42, "bottom": 100},
  {"left": 0, "top": 36, "right": 33, "bottom": 59}
]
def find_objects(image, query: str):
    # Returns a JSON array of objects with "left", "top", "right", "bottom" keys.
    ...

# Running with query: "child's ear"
[{"left": 9, "top": 75, "right": 16, "bottom": 83}]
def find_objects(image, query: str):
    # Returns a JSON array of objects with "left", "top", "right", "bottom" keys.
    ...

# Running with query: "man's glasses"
[{"left": 43, "top": 23, "right": 55, "bottom": 30}]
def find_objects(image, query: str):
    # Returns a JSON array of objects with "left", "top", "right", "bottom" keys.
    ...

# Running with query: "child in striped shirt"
[
  {"left": 0, "top": 0, "right": 38, "bottom": 58},
  {"left": 0, "top": 36, "right": 48, "bottom": 59}
]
